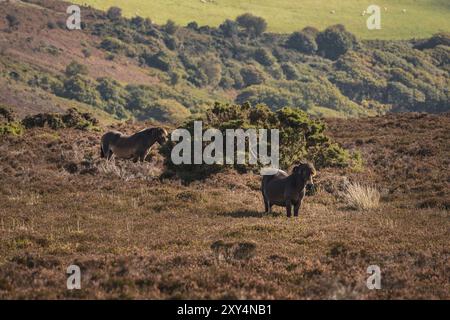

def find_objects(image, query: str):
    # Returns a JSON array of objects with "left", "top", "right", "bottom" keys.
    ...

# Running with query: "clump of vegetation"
[
  {"left": 236, "top": 13, "right": 267, "bottom": 37},
  {"left": 106, "top": 7, "right": 122, "bottom": 21},
  {"left": 6, "top": 14, "right": 20, "bottom": 30},
  {"left": 65, "top": 61, "right": 88, "bottom": 77},
  {"left": 341, "top": 182, "right": 380, "bottom": 210},
  {"left": 286, "top": 30, "right": 318, "bottom": 54},
  {"left": 0, "top": 105, "right": 23, "bottom": 136},
  {"left": 161, "top": 102, "right": 359, "bottom": 181},
  {"left": 316, "top": 24, "right": 358, "bottom": 60},
  {"left": 163, "top": 19, "right": 178, "bottom": 35},
  {"left": 22, "top": 108, "right": 98, "bottom": 130}
]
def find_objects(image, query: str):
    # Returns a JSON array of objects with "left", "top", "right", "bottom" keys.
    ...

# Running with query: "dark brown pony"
[
  {"left": 100, "top": 127, "right": 168, "bottom": 162},
  {"left": 261, "top": 163, "right": 316, "bottom": 217}
]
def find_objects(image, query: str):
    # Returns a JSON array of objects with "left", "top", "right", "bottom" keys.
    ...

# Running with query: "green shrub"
[
  {"left": 82, "top": 48, "right": 92, "bottom": 58},
  {"left": 0, "top": 122, "right": 23, "bottom": 136},
  {"left": 281, "top": 63, "right": 299, "bottom": 80},
  {"left": 240, "top": 66, "right": 265, "bottom": 87},
  {"left": 198, "top": 55, "right": 222, "bottom": 86},
  {"left": 0, "top": 105, "right": 16, "bottom": 122},
  {"left": 164, "top": 19, "right": 178, "bottom": 35},
  {"left": 22, "top": 108, "right": 98, "bottom": 130},
  {"left": 164, "top": 36, "right": 177, "bottom": 50},
  {"left": 0, "top": 106, "right": 23, "bottom": 136},
  {"left": 63, "top": 75, "right": 102, "bottom": 106},
  {"left": 6, "top": 14, "right": 20, "bottom": 29},
  {"left": 219, "top": 19, "right": 239, "bottom": 37},
  {"left": 286, "top": 31, "right": 318, "bottom": 54},
  {"left": 141, "top": 51, "right": 172, "bottom": 71},
  {"left": 316, "top": 24, "right": 358, "bottom": 60},
  {"left": 414, "top": 32, "right": 450, "bottom": 50},
  {"left": 65, "top": 61, "right": 88, "bottom": 77},
  {"left": 236, "top": 13, "right": 267, "bottom": 37},
  {"left": 236, "top": 85, "right": 300, "bottom": 110},
  {"left": 254, "top": 48, "right": 275, "bottom": 66},
  {"left": 140, "top": 98, "right": 191, "bottom": 124},
  {"left": 100, "top": 37, "right": 127, "bottom": 53},
  {"left": 106, "top": 7, "right": 122, "bottom": 21}
]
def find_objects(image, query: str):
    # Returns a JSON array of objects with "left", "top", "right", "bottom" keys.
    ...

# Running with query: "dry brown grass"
[
  {"left": 0, "top": 113, "right": 449, "bottom": 299},
  {"left": 341, "top": 182, "right": 380, "bottom": 211}
]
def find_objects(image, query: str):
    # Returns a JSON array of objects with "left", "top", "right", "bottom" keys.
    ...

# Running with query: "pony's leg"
[
  {"left": 285, "top": 200, "right": 292, "bottom": 217},
  {"left": 263, "top": 194, "right": 269, "bottom": 213},
  {"left": 294, "top": 200, "right": 302, "bottom": 217},
  {"left": 138, "top": 151, "right": 147, "bottom": 162}
]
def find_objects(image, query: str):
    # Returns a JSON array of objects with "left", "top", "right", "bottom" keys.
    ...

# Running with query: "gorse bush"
[
  {"left": 0, "top": 105, "right": 23, "bottom": 136},
  {"left": 106, "top": 7, "right": 122, "bottom": 21},
  {"left": 316, "top": 24, "right": 358, "bottom": 60},
  {"left": 286, "top": 31, "right": 318, "bottom": 54},
  {"left": 161, "top": 102, "right": 359, "bottom": 181},
  {"left": 236, "top": 13, "right": 267, "bottom": 37},
  {"left": 65, "top": 61, "right": 88, "bottom": 77}
]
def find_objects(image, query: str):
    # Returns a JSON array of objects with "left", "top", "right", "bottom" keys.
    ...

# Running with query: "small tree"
[
  {"left": 286, "top": 31, "right": 318, "bottom": 54},
  {"left": 164, "top": 19, "right": 178, "bottom": 35},
  {"left": 106, "top": 7, "right": 122, "bottom": 21},
  {"left": 316, "top": 24, "right": 358, "bottom": 60},
  {"left": 236, "top": 13, "right": 267, "bottom": 37}
]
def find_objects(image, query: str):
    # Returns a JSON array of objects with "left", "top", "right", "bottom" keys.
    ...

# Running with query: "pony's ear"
[{"left": 293, "top": 163, "right": 310, "bottom": 178}]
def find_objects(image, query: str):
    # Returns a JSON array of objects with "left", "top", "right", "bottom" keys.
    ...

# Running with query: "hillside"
[
  {"left": 0, "top": 0, "right": 449, "bottom": 123},
  {"left": 0, "top": 112, "right": 448, "bottom": 299},
  {"left": 73, "top": 0, "right": 450, "bottom": 40}
]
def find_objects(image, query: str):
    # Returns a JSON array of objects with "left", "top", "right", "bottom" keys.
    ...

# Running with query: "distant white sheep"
[
  {"left": 402, "top": 9, "right": 407, "bottom": 13},
  {"left": 330, "top": 10, "right": 335, "bottom": 14}
]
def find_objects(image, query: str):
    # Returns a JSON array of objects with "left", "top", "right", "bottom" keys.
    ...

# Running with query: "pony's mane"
[{"left": 137, "top": 127, "right": 157, "bottom": 134}]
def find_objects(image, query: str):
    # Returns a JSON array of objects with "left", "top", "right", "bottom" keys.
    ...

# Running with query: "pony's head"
[
  {"left": 292, "top": 162, "right": 316, "bottom": 187},
  {"left": 152, "top": 127, "right": 168, "bottom": 145}
]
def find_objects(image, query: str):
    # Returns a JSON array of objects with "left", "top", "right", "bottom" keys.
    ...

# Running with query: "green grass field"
[{"left": 73, "top": 0, "right": 450, "bottom": 39}]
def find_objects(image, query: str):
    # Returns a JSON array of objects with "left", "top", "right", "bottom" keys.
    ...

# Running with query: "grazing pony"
[
  {"left": 100, "top": 127, "right": 168, "bottom": 162},
  {"left": 261, "top": 162, "right": 316, "bottom": 217}
]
